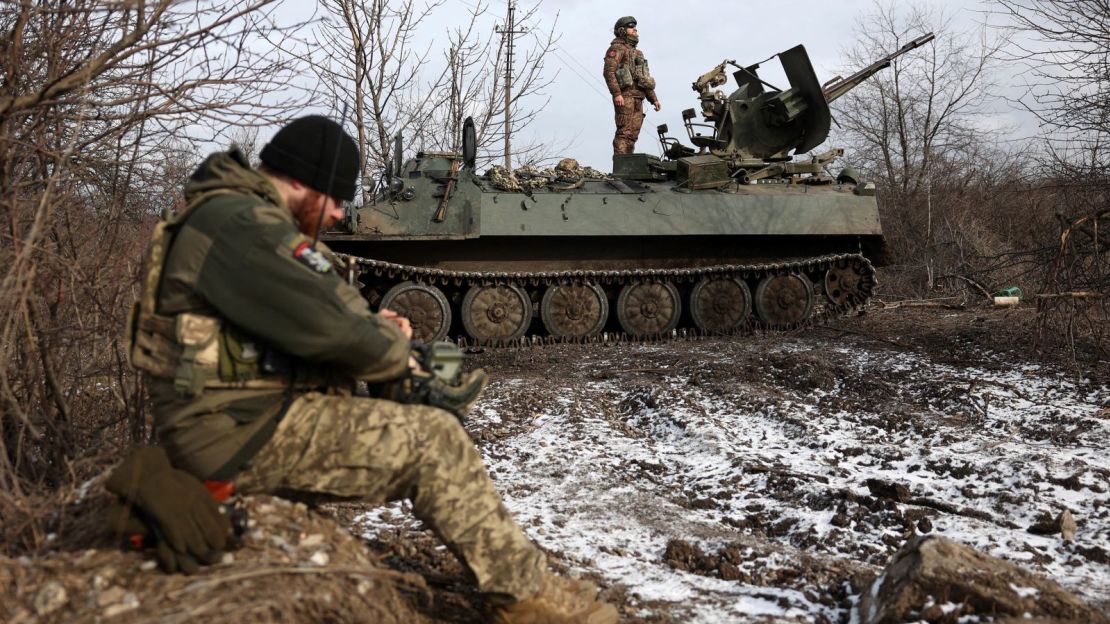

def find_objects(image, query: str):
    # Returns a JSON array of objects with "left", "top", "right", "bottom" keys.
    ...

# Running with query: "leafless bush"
[
  {"left": 991, "top": 0, "right": 1110, "bottom": 366},
  {"left": 0, "top": 0, "right": 299, "bottom": 554},
  {"left": 1033, "top": 180, "right": 1109, "bottom": 367}
]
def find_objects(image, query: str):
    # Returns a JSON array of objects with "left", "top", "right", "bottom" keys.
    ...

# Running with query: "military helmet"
[{"left": 614, "top": 16, "right": 637, "bottom": 36}]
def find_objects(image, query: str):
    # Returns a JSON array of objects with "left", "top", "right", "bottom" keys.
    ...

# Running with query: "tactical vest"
[
  {"left": 616, "top": 46, "right": 656, "bottom": 92},
  {"left": 127, "top": 190, "right": 325, "bottom": 398}
]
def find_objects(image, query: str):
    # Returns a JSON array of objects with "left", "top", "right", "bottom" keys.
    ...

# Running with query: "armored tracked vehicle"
[{"left": 324, "top": 35, "right": 934, "bottom": 344}]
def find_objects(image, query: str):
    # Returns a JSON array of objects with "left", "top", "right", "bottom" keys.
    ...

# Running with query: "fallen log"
[{"left": 1034, "top": 291, "right": 1106, "bottom": 300}]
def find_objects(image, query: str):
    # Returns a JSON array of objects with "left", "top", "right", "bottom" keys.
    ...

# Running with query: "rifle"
[{"left": 433, "top": 157, "right": 460, "bottom": 223}]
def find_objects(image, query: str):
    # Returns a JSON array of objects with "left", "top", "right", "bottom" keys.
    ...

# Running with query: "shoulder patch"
[
  {"left": 292, "top": 241, "right": 333, "bottom": 273},
  {"left": 279, "top": 232, "right": 333, "bottom": 274},
  {"left": 607, "top": 49, "right": 617, "bottom": 58}
]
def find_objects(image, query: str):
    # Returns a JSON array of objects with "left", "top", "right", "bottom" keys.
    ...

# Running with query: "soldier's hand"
[
  {"left": 379, "top": 308, "right": 413, "bottom": 339},
  {"left": 654, "top": 101, "right": 662, "bottom": 112},
  {"left": 614, "top": 94, "right": 625, "bottom": 107},
  {"left": 393, "top": 316, "right": 413, "bottom": 339}
]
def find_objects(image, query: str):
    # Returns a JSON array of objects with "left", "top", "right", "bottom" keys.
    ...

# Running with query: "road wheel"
[
  {"left": 380, "top": 281, "right": 452, "bottom": 342},
  {"left": 616, "top": 281, "right": 681, "bottom": 337},
  {"left": 690, "top": 276, "right": 751, "bottom": 333},
  {"left": 540, "top": 283, "right": 608, "bottom": 338},
  {"left": 461, "top": 284, "right": 531, "bottom": 343},
  {"left": 754, "top": 274, "right": 814, "bottom": 325}
]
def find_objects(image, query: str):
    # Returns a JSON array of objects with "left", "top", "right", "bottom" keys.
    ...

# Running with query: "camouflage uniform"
[
  {"left": 140, "top": 148, "right": 545, "bottom": 601},
  {"left": 603, "top": 37, "right": 659, "bottom": 154},
  {"left": 234, "top": 394, "right": 541, "bottom": 597}
]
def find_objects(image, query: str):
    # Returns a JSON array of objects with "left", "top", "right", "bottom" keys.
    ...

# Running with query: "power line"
[
  {"left": 551, "top": 42, "right": 608, "bottom": 97},
  {"left": 541, "top": 35, "right": 611, "bottom": 102}
]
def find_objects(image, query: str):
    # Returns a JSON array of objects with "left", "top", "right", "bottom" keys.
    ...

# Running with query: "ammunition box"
[
  {"left": 677, "top": 155, "right": 730, "bottom": 190},
  {"left": 612, "top": 153, "right": 666, "bottom": 181}
]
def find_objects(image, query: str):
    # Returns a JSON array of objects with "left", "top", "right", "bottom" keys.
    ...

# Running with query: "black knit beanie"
[{"left": 260, "top": 115, "right": 359, "bottom": 202}]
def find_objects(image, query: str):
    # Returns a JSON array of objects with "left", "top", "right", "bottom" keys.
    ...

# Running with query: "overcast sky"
[{"left": 259, "top": 0, "right": 1027, "bottom": 172}]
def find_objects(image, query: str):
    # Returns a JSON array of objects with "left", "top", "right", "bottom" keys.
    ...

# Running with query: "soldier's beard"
[
  {"left": 624, "top": 33, "right": 639, "bottom": 46},
  {"left": 293, "top": 191, "right": 335, "bottom": 238}
]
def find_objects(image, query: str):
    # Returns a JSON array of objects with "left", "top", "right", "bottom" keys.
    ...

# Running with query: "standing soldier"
[
  {"left": 603, "top": 15, "right": 662, "bottom": 154},
  {"left": 110, "top": 115, "right": 618, "bottom": 624}
]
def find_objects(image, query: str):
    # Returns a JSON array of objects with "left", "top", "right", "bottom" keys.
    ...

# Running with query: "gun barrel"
[{"left": 821, "top": 32, "right": 935, "bottom": 103}]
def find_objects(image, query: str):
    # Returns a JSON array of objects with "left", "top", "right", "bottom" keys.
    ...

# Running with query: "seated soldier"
[{"left": 115, "top": 115, "right": 618, "bottom": 624}]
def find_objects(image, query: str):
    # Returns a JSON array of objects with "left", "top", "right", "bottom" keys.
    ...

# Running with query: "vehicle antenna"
[{"left": 312, "top": 100, "right": 351, "bottom": 248}]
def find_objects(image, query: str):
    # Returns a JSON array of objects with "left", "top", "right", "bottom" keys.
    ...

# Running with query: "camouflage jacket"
[
  {"left": 147, "top": 149, "right": 409, "bottom": 479},
  {"left": 602, "top": 37, "right": 658, "bottom": 104}
]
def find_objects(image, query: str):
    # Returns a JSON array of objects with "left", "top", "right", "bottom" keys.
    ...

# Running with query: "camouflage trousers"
[
  {"left": 613, "top": 95, "right": 645, "bottom": 154},
  {"left": 234, "top": 392, "right": 546, "bottom": 602}
]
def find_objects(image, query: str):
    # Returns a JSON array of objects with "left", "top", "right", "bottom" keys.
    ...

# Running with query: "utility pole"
[
  {"left": 449, "top": 44, "right": 460, "bottom": 152},
  {"left": 496, "top": 1, "right": 526, "bottom": 169}
]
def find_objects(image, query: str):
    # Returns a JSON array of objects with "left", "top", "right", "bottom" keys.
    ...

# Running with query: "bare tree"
[
  {"left": 306, "top": 0, "right": 559, "bottom": 204},
  {"left": 994, "top": 0, "right": 1110, "bottom": 168},
  {"left": 309, "top": 0, "right": 444, "bottom": 200},
  {"left": 831, "top": 1, "right": 1008, "bottom": 293},
  {"left": 431, "top": 1, "right": 560, "bottom": 168},
  {"left": 0, "top": 0, "right": 300, "bottom": 552}
]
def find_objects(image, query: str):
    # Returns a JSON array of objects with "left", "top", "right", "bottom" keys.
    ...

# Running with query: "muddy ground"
[
  {"left": 3, "top": 304, "right": 1108, "bottom": 623},
  {"left": 349, "top": 304, "right": 1109, "bottom": 622}
]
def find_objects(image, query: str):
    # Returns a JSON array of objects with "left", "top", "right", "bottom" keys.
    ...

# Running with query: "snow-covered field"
[{"left": 356, "top": 322, "right": 1110, "bottom": 622}]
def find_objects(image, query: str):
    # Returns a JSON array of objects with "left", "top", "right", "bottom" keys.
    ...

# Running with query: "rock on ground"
[{"left": 859, "top": 535, "right": 1110, "bottom": 624}]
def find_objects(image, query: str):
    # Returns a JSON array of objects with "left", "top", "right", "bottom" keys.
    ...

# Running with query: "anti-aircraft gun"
[
  {"left": 657, "top": 33, "right": 935, "bottom": 184},
  {"left": 325, "top": 36, "right": 937, "bottom": 345}
]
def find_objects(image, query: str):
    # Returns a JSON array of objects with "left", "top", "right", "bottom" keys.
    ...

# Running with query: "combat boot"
[{"left": 492, "top": 573, "right": 619, "bottom": 624}]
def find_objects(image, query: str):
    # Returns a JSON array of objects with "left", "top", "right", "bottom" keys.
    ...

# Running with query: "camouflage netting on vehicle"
[{"left": 485, "top": 158, "right": 609, "bottom": 192}]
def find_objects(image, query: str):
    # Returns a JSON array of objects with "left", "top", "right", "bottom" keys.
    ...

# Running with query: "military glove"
[
  {"left": 417, "top": 367, "right": 488, "bottom": 420},
  {"left": 105, "top": 446, "right": 232, "bottom": 574}
]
